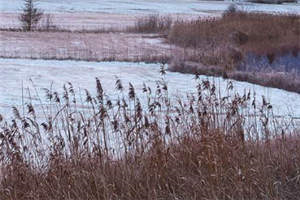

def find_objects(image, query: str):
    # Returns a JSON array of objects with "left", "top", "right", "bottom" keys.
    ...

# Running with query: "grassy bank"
[
  {"left": 169, "top": 11, "right": 300, "bottom": 66},
  {"left": 167, "top": 10, "right": 300, "bottom": 93}
]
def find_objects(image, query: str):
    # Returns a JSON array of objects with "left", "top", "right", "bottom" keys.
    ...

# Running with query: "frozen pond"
[
  {"left": 0, "top": 58, "right": 300, "bottom": 120},
  {"left": 1, "top": 0, "right": 300, "bottom": 14}
]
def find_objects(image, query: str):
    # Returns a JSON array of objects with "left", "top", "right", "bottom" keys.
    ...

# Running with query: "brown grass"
[
  {"left": 168, "top": 61, "right": 300, "bottom": 93},
  {"left": 168, "top": 11, "right": 300, "bottom": 66},
  {"left": 167, "top": 11, "right": 300, "bottom": 93},
  {"left": 0, "top": 76, "right": 299, "bottom": 199},
  {"left": 127, "top": 14, "right": 172, "bottom": 33}
]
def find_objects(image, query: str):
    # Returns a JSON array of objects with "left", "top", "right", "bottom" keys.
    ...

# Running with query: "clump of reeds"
[{"left": 0, "top": 72, "right": 299, "bottom": 200}]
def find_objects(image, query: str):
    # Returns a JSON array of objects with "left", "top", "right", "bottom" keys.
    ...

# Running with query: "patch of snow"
[
  {"left": 0, "top": 58, "right": 299, "bottom": 121},
  {"left": 1, "top": 0, "right": 299, "bottom": 14}
]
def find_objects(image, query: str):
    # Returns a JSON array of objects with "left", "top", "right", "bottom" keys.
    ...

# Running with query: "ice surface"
[
  {"left": 1, "top": 0, "right": 299, "bottom": 14},
  {"left": 0, "top": 58, "right": 299, "bottom": 120}
]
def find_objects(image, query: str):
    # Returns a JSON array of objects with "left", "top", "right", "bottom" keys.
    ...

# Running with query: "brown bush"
[
  {"left": 168, "top": 12, "right": 300, "bottom": 60},
  {"left": 167, "top": 11, "right": 300, "bottom": 93}
]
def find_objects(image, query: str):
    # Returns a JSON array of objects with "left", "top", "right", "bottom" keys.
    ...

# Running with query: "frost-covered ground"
[
  {"left": 0, "top": 31, "right": 172, "bottom": 60},
  {"left": 1, "top": 0, "right": 300, "bottom": 14},
  {"left": 1, "top": 0, "right": 299, "bottom": 30},
  {"left": 0, "top": 58, "right": 299, "bottom": 121}
]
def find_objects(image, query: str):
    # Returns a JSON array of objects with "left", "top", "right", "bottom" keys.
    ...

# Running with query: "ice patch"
[{"left": 0, "top": 58, "right": 299, "bottom": 120}]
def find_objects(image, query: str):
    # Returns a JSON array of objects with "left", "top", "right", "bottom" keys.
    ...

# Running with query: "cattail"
[
  {"left": 106, "top": 99, "right": 113, "bottom": 109},
  {"left": 162, "top": 82, "right": 168, "bottom": 91},
  {"left": 53, "top": 92, "right": 60, "bottom": 103},
  {"left": 122, "top": 98, "right": 128, "bottom": 108},
  {"left": 155, "top": 101, "right": 162, "bottom": 111},
  {"left": 165, "top": 117, "right": 171, "bottom": 135},
  {"left": 149, "top": 103, "right": 155, "bottom": 114},
  {"left": 267, "top": 104, "right": 272, "bottom": 110},
  {"left": 156, "top": 82, "right": 161, "bottom": 95},
  {"left": 112, "top": 118, "right": 119, "bottom": 131},
  {"left": 160, "top": 64, "right": 166, "bottom": 76},
  {"left": 227, "top": 81, "right": 234, "bottom": 91},
  {"left": 11, "top": 119, "right": 18, "bottom": 129},
  {"left": 115, "top": 77, "right": 123, "bottom": 92},
  {"left": 96, "top": 78, "right": 103, "bottom": 103},
  {"left": 247, "top": 90, "right": 251, "bottom": 100},
  {"left": 12, "top": 107, "right": 21, "bottom": 120},
  {"left": 128, "top": 83, "right": 135, "bottom": 100},
  {"left": 135, "top": 98, "right": 142, "bottom": 120},
  {"left": 41, "top": 122, "right": 48, "bottom": 131},
  {"left": 144, "top": 116, "right": 149, "bottom": 128},
  {"left": 43, "top": 88, "right": 53, "bottom": 101},
  {"left": 68, "top": 82, "right": 75, "bottom": 95},
  {"left": 211, "top": 84, "right": 216, "bottom": 95},
  {"left": 124, "top": 112, "right": 130, "bottom": 124},
  {"left": 99, "top": 106, "right": 107, "bottom": 120},
  {"left": 22, "top": 119, "right": 30, "bottom": 129},
  {"left": 252, "top": 97, "right": 256, "bottom": 109},
  {"left": 147, "top": 86, "right": 152, "bottom": 95},
  {"left": 27, "top": 103, "right": 35, "bottom": 116},
  {"left": 202, "top": 80, "right": 210, "bottom": 90},
  {"left": 85, "top": 89, "right": 92, "bottom": 103},
  {"left": 63, "top": 84, "right": 69, "bottom": 102},
  {"left": 142, "top": 83, "right": 148, "bottom": 93},
  {"left": 189, "top": 103, "right": 194, "bottom": 113}
]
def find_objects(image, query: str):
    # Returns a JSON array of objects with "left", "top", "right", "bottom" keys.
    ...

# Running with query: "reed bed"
[
  {"left": 167, "top": 9, "right": 300, "bottom": 94},
  {"left": 0, "top": 69, "right": 299, "bottom": 199}
]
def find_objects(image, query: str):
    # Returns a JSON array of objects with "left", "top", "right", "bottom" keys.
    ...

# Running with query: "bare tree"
[{"left": 19, "top": 0, "right": 43, "bottom": 31}]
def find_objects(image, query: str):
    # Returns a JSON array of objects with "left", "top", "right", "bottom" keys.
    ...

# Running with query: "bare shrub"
[
  {"left": 224, "top": 3, "right": 238, "bottom": 15},
  {"left": 39, "top": 14, "right": 57, "bottom": 31},
  {"left": 128, "top": 14, "right": 172, "bottom": 33}
]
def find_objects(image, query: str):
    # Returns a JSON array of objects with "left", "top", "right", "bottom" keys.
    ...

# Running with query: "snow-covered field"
[
  {"left": 1, "top": 0, "right": 299, "bottom": 30},
  {"left": 1, "top": 0, "right": 300, "bottom": 14},
  {"left": 0, "top": 58, "right": 299, "bottom": 121},
  {"left": 0, "top": 31, "right": 172, "bottom": 60}
]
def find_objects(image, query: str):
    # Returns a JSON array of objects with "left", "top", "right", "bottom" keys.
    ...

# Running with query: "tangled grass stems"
[{"left": 0, "top": 74, "right": 299, "bottom": 200}]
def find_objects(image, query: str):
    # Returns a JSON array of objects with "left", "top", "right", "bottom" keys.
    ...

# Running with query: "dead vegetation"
[
  {"left": 127, "top": 14, "right": 172, "bottom": 34},
  {"left": 0, "top": 31, "right": 172, "bottom": 63},
  {"left": 0, "top": 74, "right": 299, "bottom": 200},
  {"left": 167, "top": 9, "right": 300, "bottom": 93},
  {"left": 168, "top": 11, "right": 300, "bottom": 65}
]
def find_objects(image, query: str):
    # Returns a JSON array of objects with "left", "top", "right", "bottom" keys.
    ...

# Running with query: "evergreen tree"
[{"left": 19, "top": 0, "right": 43, "bottom": 31}]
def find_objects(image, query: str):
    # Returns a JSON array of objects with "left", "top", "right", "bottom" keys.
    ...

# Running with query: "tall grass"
[
  {"left": 168, "top": 11, "right": 300, "bottom": 65},
  {"left": 127, "top": 14, "right": 172, "bottom": 34},
  {"left": 0, "top": 72, "right": 299, "bottom": 199},
  {"left": 167, "top": 10, "right": 300, "bottom": 93}
]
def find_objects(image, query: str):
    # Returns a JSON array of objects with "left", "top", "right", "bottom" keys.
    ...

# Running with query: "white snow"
[
  {"left": 1, "top": 0, "right": 300, "bottom": 14},
  {"left": 0, "top": 58, "right": 299, "bottom": 121}
]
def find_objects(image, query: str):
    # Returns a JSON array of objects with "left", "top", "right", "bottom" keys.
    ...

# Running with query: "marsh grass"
[
  {"left": 167, "top": 10, "right": 300, "bottom": 93},
  {"left": 0, "top": 71, "right": 299, "bottom": 199},
  {"left": 127, "top": 14, "right": 172, "bottom": 34},
  {"left": 169, "top": 11, "right": 300, "bottom": 65}
]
